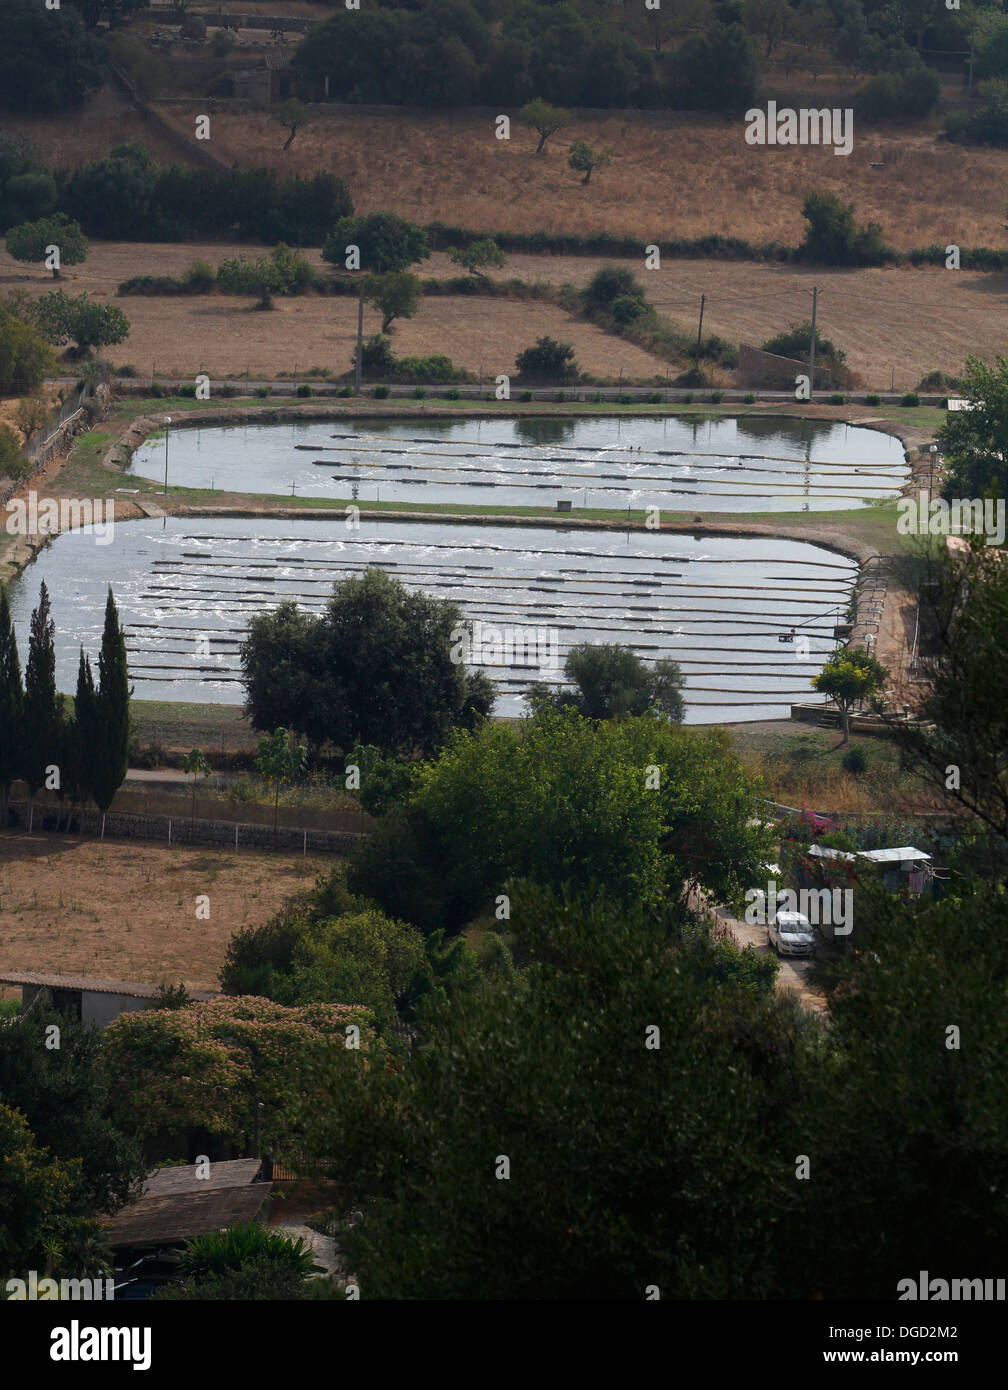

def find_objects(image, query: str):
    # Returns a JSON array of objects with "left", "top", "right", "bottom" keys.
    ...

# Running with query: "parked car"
[{"left": 768, "top": 910, "right": 815, "bottom": 957}]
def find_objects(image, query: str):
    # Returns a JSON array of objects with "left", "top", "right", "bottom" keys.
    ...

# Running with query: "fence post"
[{"left": 168, "top": 817, "right": 172, "bottom": 845}]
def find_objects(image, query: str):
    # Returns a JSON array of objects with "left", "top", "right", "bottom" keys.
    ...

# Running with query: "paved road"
[{"left": 715, "top": 906, "right": 827, "bottom": 1013}]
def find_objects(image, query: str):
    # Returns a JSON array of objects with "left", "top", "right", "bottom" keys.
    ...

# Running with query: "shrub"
[
  {"left": 609, "top": 294, "right": 646, "bottom": 325},
  {"left": 148, "top": 382, "right": 164, "bottom": 398},
  {"left": 117, "top": 363, "right": 138, "bottom": 378},
  {"left": 358, "top": 332, "right": 395, "bottom": 375},
  {"left": 710, "top": 390, "right": 724, "bottom": 403},
  {"left": 413, "top": 386, "right": 426, "bottom": 399},
  {"left": 647, "top": 392, "right": 663, "bottom": 404},
  {"left": 444, "top": 388, "right": 461, "bottom": 399},
  {"left": 841, "top": 745, "right": 867, "bottom": 776},
  {"left": 865, "top": 393, "right": 881, "bottom": 406},
  {"left": 176, "top": 383, "right": 197, "bottom": 398},
  {"left": 798, "top": 191, "right": 894, "bottom": 267},
  {"left": 742, "top": 392, "right": 756, "bottom": 404},
  {"left": 337, "top": 385, "right": 353, "bottom": 397},
  {"left": 590, "top": 391, "right": 604, "bottom": 403},
  {"left": 296, "top": 383, "right": 313, "bottom": 397},
  {"left": 584, "top": 266, "right": 645, "bottom": 311},
  {"left": 255, "top": 386, "right": 270, "bottom": 398},
  {"left": 373, "top": 384, "right": 390, "bottom": 398},
  {"left": 682, "top": 391, "right": 694, "bottom": 403},
  {"left": 519, "top": 390, "right": 533, "bottom": 402},
  {"left": 515, "top": 335, "right": 579, "bottom": 384},
  {"left": 829, "top": 393, "right": 846, "bottom": 405},
  {"left": 177, "top": 1222, "right": 316, "bottom": 1282},
  {"left": 183, "top": 259, "right": 217, "bottom": 293},
  {"left": 900, "top": 392, "right": 920, "bottom": 407},
  {"left": 617, "top": 393, "right": 633, "bottom": 404}
]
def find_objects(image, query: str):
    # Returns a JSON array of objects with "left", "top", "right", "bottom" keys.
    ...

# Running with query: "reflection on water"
[
  {"left": 8, "top": 516, "right": 858, "bottom": 724},
  {"left": 128, "top": 414, "right": 907, "bottom": 514}
]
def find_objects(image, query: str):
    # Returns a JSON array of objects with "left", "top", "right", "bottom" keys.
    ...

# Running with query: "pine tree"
[
  {"left": 91, "top": 588, "right": 130, "bottom": 814},
  {"left": 21, "top": 580, "right": 58, "bottom": 826},
  {"left": 0, "top": 586, "right": 24, "bottom": 828}
]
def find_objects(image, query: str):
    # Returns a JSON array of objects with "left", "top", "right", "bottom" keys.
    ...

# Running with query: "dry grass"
[
  {"left": 6, "top": 88, "right": 1008, "bottom": 252},
  {"left": 0, "top": 834, "right": 325, "bottom": 990},
  {"left": 2, "top": 237, "right": 1001, "bottom": 387},
  {"left": 166, "top": 105, "right": 1008, "bottom": 252}
]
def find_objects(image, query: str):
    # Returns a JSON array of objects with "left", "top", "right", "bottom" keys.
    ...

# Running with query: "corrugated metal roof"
[{"left": 0, "top": 970, "right": 217, "bottom": 1000}]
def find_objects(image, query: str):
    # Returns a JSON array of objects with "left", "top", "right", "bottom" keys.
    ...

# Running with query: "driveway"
[{"left": 714, "top": 906, "right": 828, "bottom": 1014}]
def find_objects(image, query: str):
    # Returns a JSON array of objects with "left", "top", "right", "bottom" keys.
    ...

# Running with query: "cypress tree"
[
  {"left": 0, "top": 586, "right": 24, "bottom": 828},
  {"left": 92, "top": 587, "right": 131, "bottom": 814},
  {"left": 21, "top": 580, "right": 58, "bottom": 826},
  {"left": 71, "top": 647, "right": 97, "bottom": 830}
]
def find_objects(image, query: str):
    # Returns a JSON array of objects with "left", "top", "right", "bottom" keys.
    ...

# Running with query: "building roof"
[
  {"left": 102, "top": 1160, "right": 270, "bottom": 1249},
  {"left": 0, "top": 970, "right": 217, "bottom": 1001},
  {"left": 857, "top": 846, "right": 932, "bottom": 864}
]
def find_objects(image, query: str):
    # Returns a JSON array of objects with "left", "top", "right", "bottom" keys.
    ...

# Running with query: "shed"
[
  {"left": 0, "top": 971, "right": 217, "bottom": 1028},
  {"left": 102, "top": 1160, "right": 271, "bottom": 1250}
]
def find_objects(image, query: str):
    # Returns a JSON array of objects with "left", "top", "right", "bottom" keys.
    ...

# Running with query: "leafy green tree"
[
  {"left": 0, "top": 299, "right": 56, "bottom": 395},
  {"left": 364, "top": 270, "right": 422, "bottom": 333},
  {"left": 217, "top": 243, "right": 315, "bottom": 309},
  {"left": 91, "top": 588, "right": 131, "bottom": 814},
  {"left": 103, "top": 997, "right": 369, "bottom": 1154},
  {"left": 70, "top": 651, "right": 97, "bottom": 825},
  {"left": 0, "top": 587, "right": 24, "bottom": 829},
  {"left": 0, "top": 1006, "right": 147, "bottom": 1217},
  {"left": 671, "top": 21, "right": 758, "bottom": 113},
  {"left": 32, "top": 291, "right": 130, "bottom": 357},
  {"left": 514, "top": 335, "right": 579, "bottom": 383},
  {"left": 3, "top": 173, "right": 58, "bottom": 228},
  {"left": 567, "top": 139, "right": 613, "bottom": 185},
  {"left": 272, "top": 98, "right": 313, "bottom": 151},
  {"left": 347, "top": 706, "right": 772, "bottom": 933},
  {"left": 583, "top": 265, "right": 646, "bottom": 312},
  {"left": 518, "top": 97, "right": 573, "bottom": 153},
  {"left": 183, "top": 748, "right": 211, "bottom": 826},
  {"left": 322, "top": 212, "right": 430, "bottom": 275},
  {"left": 798, "top": 191, "right": 893, "bottom": 267},
  {"left": 21, "top": 581, "right": 59, "bottom": 825},
  {"left": 447, "top": 238, "right": 506, "bottom": 279},
  {"left": 886, "top": 538, "right": 1008, "bottom": 839},
  {"left": 938, "top": 353, "right": 1008, "bottom": 500},
  {"left": 798, "top": 885, "right": 1008, "bottom": 1297},
  {"left": 241, "top": 570, "right": 493, "bottom": 756},
  {"left": 528, "top": 643, "right": 685, "bottom": 722},
  {"left": 0, "top": 1103, "right": 80, "bottom": 1275},
  {"left": 281, "top": 908, "right": 427, "bottom": 1025},
  {"left": 810, "top": 647, "right": 889, "bottom": 743},
  {"left": 294, "top": 884, "right": 814, "bottom": 1298},
  {"left": 256, "top": 727, "right": 308, "bottom": 841},
  {"left": 5, "top": 215, "right": 88, "bottom": 280},
  {"left": 0, "top": 426, "right": 30, "bottom": 484},
  {"left": 1, "top": 0, "right": 103, "bottom": 115}
]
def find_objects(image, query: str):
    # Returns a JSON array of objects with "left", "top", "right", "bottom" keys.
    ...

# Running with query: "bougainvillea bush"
[{"left": 103, "top": 997, "right": 372, "bottom": 1153}]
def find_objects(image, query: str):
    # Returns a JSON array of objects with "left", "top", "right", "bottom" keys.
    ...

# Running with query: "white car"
[{"left": 768, "top": 910, "right": 816, "bottom": 957}]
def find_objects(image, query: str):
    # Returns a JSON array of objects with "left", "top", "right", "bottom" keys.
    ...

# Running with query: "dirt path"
[{"left": 715, "top": 905, "right": 828, "bottom": 1014}]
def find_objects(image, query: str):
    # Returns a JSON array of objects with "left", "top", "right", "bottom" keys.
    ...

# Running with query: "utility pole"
[
  {"left": 808, "top": 285, "right": 818, "bottom": 399},
  {"left": 354, "top": 280, "right": 364, "bottom": 395},
  {"left": 695, "top": 293, "right": 705, "bottom": 370}
]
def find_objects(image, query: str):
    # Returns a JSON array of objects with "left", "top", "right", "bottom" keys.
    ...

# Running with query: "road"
[{"left": 714, "top": 906, "right": 827, "bottom": 1014}]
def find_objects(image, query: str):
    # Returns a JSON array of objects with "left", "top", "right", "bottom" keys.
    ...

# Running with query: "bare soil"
[{"left": 0, "top": 834, "right": 326, "bottom": 991}]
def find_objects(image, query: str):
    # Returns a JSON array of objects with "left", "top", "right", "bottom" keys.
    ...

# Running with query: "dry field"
[
  {"left": 2, "top": 237, "right": 1002, "bottom": 387},
  {"left": 0, "top": 834, "right": 325, "bottom": 991},
  {"left": 6, "top": 86, "right": 1008, "bottom": 251}
]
